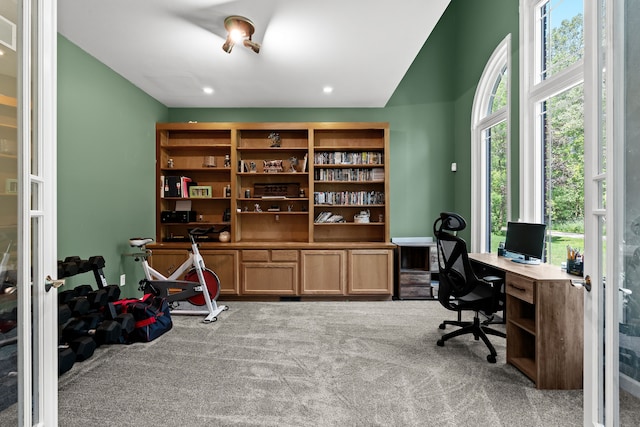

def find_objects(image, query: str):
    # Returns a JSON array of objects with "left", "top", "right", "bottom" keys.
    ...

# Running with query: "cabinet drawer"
[
  {"left": 242, "top": 250, "right": 269, "bottom": 262},
  {"left": 505, "top": 273, "right": 535, "bottom": 304},
  {"left": 272, "top": 250, "right": 298, "bottom": 262}
]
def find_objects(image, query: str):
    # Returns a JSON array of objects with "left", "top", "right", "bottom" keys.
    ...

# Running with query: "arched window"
[{"left": 471, "top": 35, "right": 511, "bottom": 253}]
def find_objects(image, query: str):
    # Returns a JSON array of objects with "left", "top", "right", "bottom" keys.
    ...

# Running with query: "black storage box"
[{"left": 161, "top": 210, "right": 197, "bottom": 223}]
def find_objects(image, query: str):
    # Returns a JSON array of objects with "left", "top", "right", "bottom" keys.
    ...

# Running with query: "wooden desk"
[{"left": 469, "top": 253, "right": 583, "bottom": 390}]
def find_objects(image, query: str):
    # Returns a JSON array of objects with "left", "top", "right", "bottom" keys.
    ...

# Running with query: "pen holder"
[{"left": 567, "top": 259, "right": 584, "bottom": 277}]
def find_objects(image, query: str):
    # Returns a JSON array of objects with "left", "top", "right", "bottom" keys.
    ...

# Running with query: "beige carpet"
[{"left": 50, "top": 300, "right": 585, "bottom": 426}]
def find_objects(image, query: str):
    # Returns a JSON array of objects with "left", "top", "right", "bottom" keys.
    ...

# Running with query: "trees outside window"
[{"left": 521, "top": 0, "right": 584, "bottom": 265}]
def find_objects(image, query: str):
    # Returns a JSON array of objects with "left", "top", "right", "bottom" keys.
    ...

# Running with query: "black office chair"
[{"left": 433, "top": 212, "right": 506, "bottom": 363}]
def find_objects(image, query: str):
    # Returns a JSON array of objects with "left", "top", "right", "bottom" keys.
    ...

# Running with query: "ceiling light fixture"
[{"left": 222, "top": 15, "right": 260, "bottom": 54}]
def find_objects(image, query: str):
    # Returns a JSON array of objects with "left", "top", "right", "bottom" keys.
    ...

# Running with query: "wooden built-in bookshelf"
[{"left": 150, "top": 122, "right": 394, "bottom": 298}]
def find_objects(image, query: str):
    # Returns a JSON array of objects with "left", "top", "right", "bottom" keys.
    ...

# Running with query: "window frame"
[
  {"left": 471, "top": 34, "right": 511, "bottom": 253},
  {"left": 520, "top": 0, "right": 584, "bottom": 223}
]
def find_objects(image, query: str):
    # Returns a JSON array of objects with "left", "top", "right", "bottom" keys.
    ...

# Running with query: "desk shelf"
[
  {"left": 509, "top": 317, "right": 536, "bottom": 335},
  {"left": 509, "top": 357, "right": 536, "bottom": 380}
]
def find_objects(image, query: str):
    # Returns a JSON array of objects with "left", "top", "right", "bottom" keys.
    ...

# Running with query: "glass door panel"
[
  {"left": 619, "top": 0, "right": 640, "bottom": 423},
  {"left": 0, "top": 0, "right": 19, "bottom": 422}
]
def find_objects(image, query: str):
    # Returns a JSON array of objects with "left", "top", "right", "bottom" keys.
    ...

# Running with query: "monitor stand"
[{"left": 511, "top": 257, "right": 541, "bottom": 265}]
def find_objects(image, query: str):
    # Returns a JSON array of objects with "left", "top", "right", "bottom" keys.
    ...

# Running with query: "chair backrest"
[{"left": 433, "top": 212, "right": 481, "bottom": 306}]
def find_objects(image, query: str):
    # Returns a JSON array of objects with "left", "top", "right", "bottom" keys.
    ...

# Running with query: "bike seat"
[{"left": 129, "top": 237, "right": 154, "bottom": 248}]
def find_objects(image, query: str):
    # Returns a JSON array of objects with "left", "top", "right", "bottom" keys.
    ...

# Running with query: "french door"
[
  {"left": 583, "top": 0, "right": 640, "bottom": 425},
  {"left": 0, "top": 0, "right": 58, "bottom": 425}
]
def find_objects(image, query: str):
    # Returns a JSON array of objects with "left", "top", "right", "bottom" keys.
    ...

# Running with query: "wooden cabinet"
[
  {"left": 200, "top": 250, "right": 238, "bottom": 295},
  {"left": 241, "top": 249, "right": 298, "bottom": 295},
  {"left": 148, "top": 249, "right": 238, "bottom": 296},
  {"left": 506, "top": 272, "right": 583, "bottom": 389},
  {"left": 300, "top": 250, "right": 346, "bottom": 295},
  {"left": 148, "top": 250, "right": 186, "bottom": 277},
  {"left": 151, "top": 122, "right": 392, "bottom": 298},
  {"left": 348, "top": 249, "right": 393, "bottom": 294}
]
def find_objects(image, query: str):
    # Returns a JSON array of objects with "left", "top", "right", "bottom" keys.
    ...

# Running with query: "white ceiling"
[{"left": 57, "top": 0, "right": 450, "bottom": 108}]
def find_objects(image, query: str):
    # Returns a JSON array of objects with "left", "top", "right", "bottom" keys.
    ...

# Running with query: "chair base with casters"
[{"left": 436, "top": 309, "right": 506, "bottom": 363}]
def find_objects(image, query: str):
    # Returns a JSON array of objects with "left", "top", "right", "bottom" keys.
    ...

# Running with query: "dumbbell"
[
  {"left": 116, "top": 313, "right": 135, "bottom": 338},
  {"left": 67, "top": 336, "right": 96, "bottom": 361},
  {"left": 57, "top": 260, "right": 78, "bottom": 278},
  {"left": 67, "top": 296, "right": 90, "bottom": 317},
  {"left": 76, "top": 259, "right": 93, "bottom": 274},
  {"left": 62, "top": 318, "right": 122, "bottom": 346},
  {"left": 103, "top": 284, "right": 121, "bottom": 302},
  {"left": 58, "top": 289, "right": 76, "bottom": 305},
  {"left": 87, "top": 289, "right": 109, "bottom": 310},
  {"left": 88, "top": 255, "right": 106, "bottom": 270},
  {"left": 73, "top": 284, "right": 93, "bottom": 297},
  {"left": 59, "top": 304, "right": 72, "bottom": 326},
  {"left": 58, "top": 346, "right": 75, "bottom": 375}
]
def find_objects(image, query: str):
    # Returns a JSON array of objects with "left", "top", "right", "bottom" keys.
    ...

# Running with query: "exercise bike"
[{"left": 128, "top": 227, "right": 228, "bottom": 323}]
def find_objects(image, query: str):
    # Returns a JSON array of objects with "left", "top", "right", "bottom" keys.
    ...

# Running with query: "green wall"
[
  {"left": 450, "top": 0, "right": 521, "bottom": 240},
  {"left": 57, "top": 35, "right": 168, "bottom": 295},
  {"left": 56, "top": 0, "right": 518, "bottom": 294}
]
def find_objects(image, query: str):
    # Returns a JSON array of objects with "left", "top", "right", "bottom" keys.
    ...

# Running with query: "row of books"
[
  {"left": 314, "top": 211, "right": 346, "bottom": 223},
  {"left": 313, "top": 191, "right": 385, "bottom": 206},
  {"left": 314, "top": 151, "right": 383, "bottom": 165},
  {"left": 161, "top": 175, "right": 195, "bottom": 198},
  {"left": 314, "top": 167, "right": 384, "bottom": 182}
]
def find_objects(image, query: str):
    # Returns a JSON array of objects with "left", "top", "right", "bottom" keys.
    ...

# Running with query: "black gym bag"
[{"left": 112, "top": 294, "right": 172, "bottom": 343}]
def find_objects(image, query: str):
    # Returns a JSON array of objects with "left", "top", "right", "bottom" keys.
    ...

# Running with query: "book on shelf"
[
  {"left": 314, "top": 211, "right": 345, "bottom": 223},
  {"left": 301, "top": 153, "right": 308, "bottom": 172},
  {"left": 180, "top": 176, "right": 193, "bottom": 198},
  {"left": 314, "top": 151, "right": 384, "bottom": 166}
]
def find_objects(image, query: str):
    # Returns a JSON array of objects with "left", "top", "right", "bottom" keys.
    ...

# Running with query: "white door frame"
[
  {"left": 16, "top": 0, "right": 58, "bottom": 425},
  {"left": 583, "top": 0, "right": 624, "bottom": 425}
]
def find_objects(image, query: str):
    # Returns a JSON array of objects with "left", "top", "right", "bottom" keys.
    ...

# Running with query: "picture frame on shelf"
[{"left": 189, "top": 185, "right": 212, "bottom": 198}]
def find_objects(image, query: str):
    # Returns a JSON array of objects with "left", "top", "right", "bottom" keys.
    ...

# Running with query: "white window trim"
[
  {"left": 471, "top": 34, "right": 511, "bottom": 253},
  {"left": 520, "top": 0, "right": 584, "bottom": 223}
]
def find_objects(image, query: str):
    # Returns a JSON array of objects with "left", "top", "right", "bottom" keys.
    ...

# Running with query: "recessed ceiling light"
[
  {"left": 203, "top": 87, "right": 214, "bottom": 95},
  {"left": 323, "top": 86, "right": 333, "bottom": 94}
]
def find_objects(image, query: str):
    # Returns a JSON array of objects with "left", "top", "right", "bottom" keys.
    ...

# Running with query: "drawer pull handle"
[{"left": 510, "top": 285, "right": 527, "bottom": 292}]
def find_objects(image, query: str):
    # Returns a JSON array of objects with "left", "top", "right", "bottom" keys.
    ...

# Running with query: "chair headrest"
[{"left": 435, "top": 212, "right": 467, "bottom": 233}]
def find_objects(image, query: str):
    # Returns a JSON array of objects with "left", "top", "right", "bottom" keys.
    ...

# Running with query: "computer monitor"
[{"left": 504, "top": 221, "right": 547, "bottom": 264}]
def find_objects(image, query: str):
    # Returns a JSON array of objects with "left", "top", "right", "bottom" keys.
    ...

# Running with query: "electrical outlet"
[{"left": 120, "top": 274, "right": 126, "bottom": 287}]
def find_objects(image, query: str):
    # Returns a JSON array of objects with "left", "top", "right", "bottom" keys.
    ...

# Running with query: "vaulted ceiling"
[{"left": 58, "top": 0, "right": 451, "bottom": 108}]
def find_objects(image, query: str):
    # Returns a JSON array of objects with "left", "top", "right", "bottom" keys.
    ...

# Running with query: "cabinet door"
[
  {"left": 149, "top": 250, "right": 189, "bottom": 278},
  {"left": 241, "top": 262, "right": 298, "bottom": 295},
  {"left": 201, "top": 250, "right": 239, "bottom": 295},
  {"left": 300, "top": 250, "right": 346, "bottom": 295},
  {"left": 347, "top": 249, "right": 393, "bottom": 294}
]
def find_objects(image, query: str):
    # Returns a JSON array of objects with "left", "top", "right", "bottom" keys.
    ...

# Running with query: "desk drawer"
[{"left": 505, "top": 273, "right": 535, "bottom": 304}]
